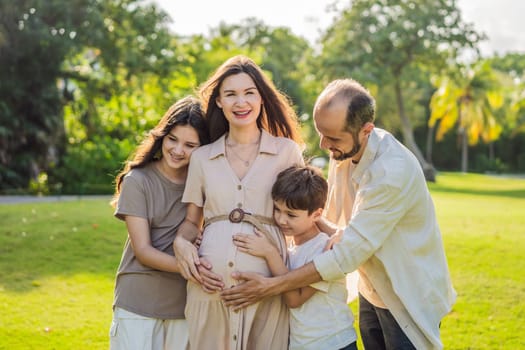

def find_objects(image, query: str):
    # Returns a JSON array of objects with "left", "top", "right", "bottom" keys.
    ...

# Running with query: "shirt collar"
[
  {"left": 351, "top": 128, "right": 379, "bottom": 183},
  {"left": 258, "top": 129, "right": 279, "bottom": 154},
  {"left": 207, "top": 129, "right": 278, "bottom": 161}
]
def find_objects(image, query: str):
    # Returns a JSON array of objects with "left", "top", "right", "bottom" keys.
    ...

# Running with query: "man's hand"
[
  {"left": 198, "top": 257, "right": 224, "bottom": 293},
  {"left": 316, "top": 216, "right": 339, "bottom": 236},
  {"left": 324, "top": 228, "right": 343, "bottom": 251},
  {"left": 220, "top": 271, "right": 277, "bottom": 310}
]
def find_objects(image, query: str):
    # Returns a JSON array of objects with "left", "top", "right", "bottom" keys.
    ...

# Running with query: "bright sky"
[{"left": 153, "top": 0, "right": 525, "bottom": 56}]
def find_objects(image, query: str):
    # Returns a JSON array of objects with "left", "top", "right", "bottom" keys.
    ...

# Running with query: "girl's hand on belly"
[{"left": 198, "top": 257, "right": 224, "bottom": 293}]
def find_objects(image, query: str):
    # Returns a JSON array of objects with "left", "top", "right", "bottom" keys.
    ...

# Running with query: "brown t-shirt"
[{"left": 113, "top": 163, "right": 187, "bottom": 319}]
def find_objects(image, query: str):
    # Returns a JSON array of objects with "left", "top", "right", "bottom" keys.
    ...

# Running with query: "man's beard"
[
  {"left": 332, "top": 131, "right": 361, "bottom": 161},
  {"left": 333, "top": 143, "right": 361, "bottom": 161}
]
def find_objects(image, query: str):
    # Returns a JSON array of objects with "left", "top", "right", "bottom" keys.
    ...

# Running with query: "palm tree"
[
  {"left": 510, "top": 84, "right": 525, "bottom": 136},
  {"left": 429, "top": 61, "right": 503, "bottom": 172}
]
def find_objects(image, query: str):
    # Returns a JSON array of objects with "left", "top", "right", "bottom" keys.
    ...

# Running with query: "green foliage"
[
  {"left": 493, "top": 132, "right": 525, "bottom": 173},
  {"left": 316, "top": 0, "right": 485, "bottom": 179},
  {"left": 429, "top": 61, "right": 506, "bottom": 172},
  {"left": 430, "top": 61, "right": 504, "bottom": 145},
  {"left": 182, "top": 31, "right": 252, "bottom": 85},
  {"left": 0, "top": 0, "right": 87, "bottom": 190},
  {"left": 472, "top": 154, "right": 508, "bottom": 173},
  {"left": 319, "top": 0, "right": 483, "bottom": 82},
  {"left": 1, "top": 0, "right": 523, "bottom": 194},
  {"left": 0, "top": 0, "right": 183, "bottom": 193},
  {"left": 50, "top": 0, "right": 196, "bottom": 195},
  {"left": 28, "top": 172, "right": 50, "bottom": 196},
  {"left": 224, "top": 19, "right": 312, "bottom": 109},
  {"left": 488, "top": 52, "right": 525, "bottom": 77},
  {"left": 48, "top": 136, "right": 133, "bottom": 194},
  {"left": 488, "top": 53, "right": 525, "bottom": 135}
]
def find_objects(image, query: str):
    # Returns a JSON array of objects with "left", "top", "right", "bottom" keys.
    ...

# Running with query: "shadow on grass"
[
  {"left": 430, "top": 186, "right": 525, "bottom": 199},
  {"left": 429, "top": 172, "right": 525, "bottom": 199},
  {"left": 0, "top": 200, "right": 125, "bottom": 293}
]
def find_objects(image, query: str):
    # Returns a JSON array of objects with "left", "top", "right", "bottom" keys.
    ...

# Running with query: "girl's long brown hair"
[{"left": 111, "top": 96, "right": 209, "bottom": 207}]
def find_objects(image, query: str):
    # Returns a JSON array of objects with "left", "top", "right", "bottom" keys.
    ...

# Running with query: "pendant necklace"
[
  {"left": 228, "top": 147, "right": 251, "bottom": 167},
  {"left": 226, "top": 134, "right": 261, "bottom": 167}
]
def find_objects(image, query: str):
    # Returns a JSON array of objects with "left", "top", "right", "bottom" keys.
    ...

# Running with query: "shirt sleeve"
[
  {"left": 305, "top": 235, "right": 330, "bottom": 292},
  {"left": 182, "top": 152, "right": 205, "bottom": 206},
  {"left": 114, "top": 174, "right": 148, "bottom": 221},
  {"left": 314, "top": 181, "right": 405, "bottom": 281},
  {"left": 291, "top": 141, "right": 305, "bottom": 166},
  {"left": 310, "top": 280, "right": 330, "bottom": 293}
]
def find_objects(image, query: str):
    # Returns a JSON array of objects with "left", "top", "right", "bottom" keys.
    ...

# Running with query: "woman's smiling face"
[{"left": 216, "top": 72, "right": 262, "bottom": 129}]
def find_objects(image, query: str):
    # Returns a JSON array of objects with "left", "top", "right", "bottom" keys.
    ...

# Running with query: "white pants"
[{"left": 110, "top": 307, "right": 189, "bottom": 350}]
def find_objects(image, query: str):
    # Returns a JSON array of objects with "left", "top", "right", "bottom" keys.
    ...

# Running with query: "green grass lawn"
[
  {"left": 428, "top": 173, "right": 525, "bottom": 349},
  {"left": 1, "top": 172, "right": 524, "bottom": 349},
  {"left": 0, "top": 198, "right": 123, "bottom": 349}
]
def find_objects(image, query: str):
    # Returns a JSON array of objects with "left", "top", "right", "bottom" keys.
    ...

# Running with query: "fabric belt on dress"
[{"left": 204, "top": 208, "right": 280, "bottom": 250}]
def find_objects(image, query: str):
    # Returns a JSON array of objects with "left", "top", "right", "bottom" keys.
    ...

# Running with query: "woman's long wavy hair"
[
  {"left": 111, "top": 96, "right": 209, "bottom": 207},
  {"left": 198, "top": 55, "right": 303, "bottom": 144}
]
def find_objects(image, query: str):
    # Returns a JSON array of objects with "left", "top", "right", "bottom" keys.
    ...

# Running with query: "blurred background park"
[
  {"left": 1, "top": 0, "right": 525, "bottom": 349},
  {"left": 1, "top": 0, "right": 525, "bottom": 195}
]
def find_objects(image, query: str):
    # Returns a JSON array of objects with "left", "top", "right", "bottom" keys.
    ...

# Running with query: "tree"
[
  {"left": 0, "top": 0, "right": 94, "bottom": 191},
  {"left": 317, "top": 0, "right": 484, "bottom": 180},
  {"left": 429, "top": 61, "right": 504, "bottom": 172},
  {"left": 486, "top": 53, "right": 525, "bottom": 171},
  {"left": 488, "top": 53, "right": 525, "bottom": 135},
  {"left": 0, "top": 0, "right": 184, "bottom": 193}
]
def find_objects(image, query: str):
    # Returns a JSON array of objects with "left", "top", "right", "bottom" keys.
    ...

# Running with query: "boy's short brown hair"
[{"left": 271, "top": 165, "right": 328, "bottom": 215}]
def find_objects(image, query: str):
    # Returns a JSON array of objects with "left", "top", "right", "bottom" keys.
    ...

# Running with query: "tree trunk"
[
  {"left": 393, "top": 78, "right": 436, "bottom": 182},
  {"left": 426, "top": 124, "right": 435, "bottom": 164},
  {"left": 460, "top": 128, "right": 468, "bottom": 173}
]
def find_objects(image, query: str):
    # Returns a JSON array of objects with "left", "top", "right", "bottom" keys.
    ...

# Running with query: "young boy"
[{"left": 233, "top": 165, "right": 357, "bottom": 350}]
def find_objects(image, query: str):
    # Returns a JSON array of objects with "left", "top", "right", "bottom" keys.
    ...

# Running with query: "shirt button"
[
  {"left": 237, "top": 203, "right": 242, "bottom": 208},
  {"left": 233, "top": 335, "right": 237, "bottom": 341},
  {"left": 228, "top": 261, "right": 234, "bottom": 267},
  {"left": 237, "top": 185, "right": 242, "bottom": 190}
]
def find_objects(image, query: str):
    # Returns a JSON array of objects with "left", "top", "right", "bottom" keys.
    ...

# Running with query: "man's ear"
[{"left": 363, "top": 122, "right": 375, "bottom": 136}]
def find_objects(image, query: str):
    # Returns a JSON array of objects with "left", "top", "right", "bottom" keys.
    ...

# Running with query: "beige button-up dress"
[{"left": 182, "top": 130, "right": 304, "bottom": 350}]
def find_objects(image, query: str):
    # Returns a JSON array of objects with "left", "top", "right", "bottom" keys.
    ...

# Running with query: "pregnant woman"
[{"left": 174, "top": 55, "right": 304, "bottom": 350}]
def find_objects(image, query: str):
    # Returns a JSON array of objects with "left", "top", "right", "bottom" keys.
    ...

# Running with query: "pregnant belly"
[{"left": 198, "top": 236, "right": 272, "bottom": 280}]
